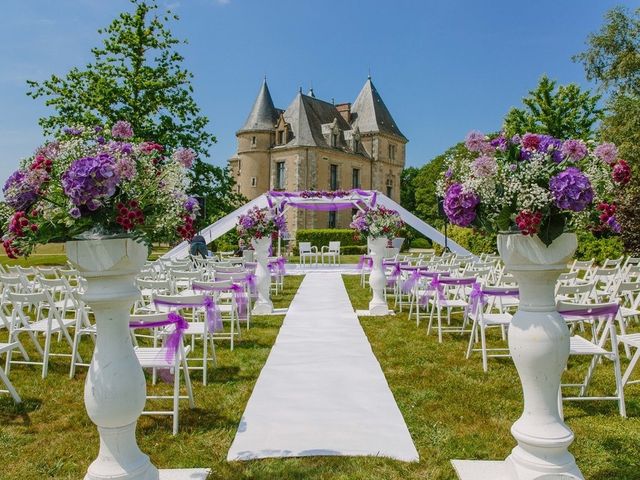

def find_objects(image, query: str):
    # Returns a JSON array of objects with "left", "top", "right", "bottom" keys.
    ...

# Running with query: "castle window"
[
  {"left": 237, "top": 159, "right": 242, "bottom": 175},
  {"left": 237, "top": 184, "right": 241, "bottom": 193},
  {"left": 251, "top": 136, "right": 256, "bottom": 146},
  {"left": 328, "top": 211, "right": 337, "bottom": 228},
  {"left": 331, "top": 133, "right": 338, "bottom": 147},
  {"left": 278, "top": 131, "right": 284, "bottom": 145},
  {"left": 386, "top": 178, "right": 393, "bottom": 197},
  {"left": 251, "top": 177, "right": 257, "bottom": 187},
  {"left": 388, "top": 144, "right": 396, "bottom": 160},
  {"left": 353, "top": 138, "right": 359, "bottom": 152},
  {"left": 352, "top": 168, "right": 360, "bottom": 189},
  {"left": 330, "top": 164, "right": 338, "bottom": 190},
  {"left": 276, "top": 161, "right": 286, "bottom": 190}
]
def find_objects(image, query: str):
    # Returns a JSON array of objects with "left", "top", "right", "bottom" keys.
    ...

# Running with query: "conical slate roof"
[
  {"left": 351, "top": 78, "right": 407, "bottom": 140},
  {"left": 239, "top": 79, "right": 280, "bottom": 132}
]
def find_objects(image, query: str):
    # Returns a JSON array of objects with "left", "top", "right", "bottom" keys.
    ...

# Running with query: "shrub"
[
  {"left": 575, "top": 231, "right": 625, "bottom": 263},
  {"left": 341, "top": 245, "right": 368, "bottom": 255},
  {"left": 410, "top": 237, "right": 432, "bottom": 249}
]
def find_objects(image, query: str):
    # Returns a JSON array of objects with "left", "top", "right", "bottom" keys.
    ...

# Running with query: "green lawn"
[{"left": 1, "top": 272, "right": 639, "bottom": 479}]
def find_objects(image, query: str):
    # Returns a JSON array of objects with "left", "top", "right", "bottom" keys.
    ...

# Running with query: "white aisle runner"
[{"left": 227, "top": 272, "right": 419, "bottom": 462}]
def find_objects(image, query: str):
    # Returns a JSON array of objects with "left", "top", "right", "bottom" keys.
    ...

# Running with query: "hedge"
[{"left": 294, "top": 229, "right": 364, "bottom": 254}]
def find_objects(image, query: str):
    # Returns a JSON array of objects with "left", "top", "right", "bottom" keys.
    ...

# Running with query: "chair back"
[
  {"left": 328, "top": 241, "right": 341, "bottom": 252},
  {"left": 299, "top": 242, "right": 312, "bottom": 254}
]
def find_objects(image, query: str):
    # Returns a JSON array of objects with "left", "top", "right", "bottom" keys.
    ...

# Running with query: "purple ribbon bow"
[
  {"left": 129, "top": 312, "right": 188, "bottom": 363},
  {"left": 153, "top": 296, "right": 222, "bottom": 333},
  {"left": 357, "top": 255, "right": 373, "bottom": 270}
]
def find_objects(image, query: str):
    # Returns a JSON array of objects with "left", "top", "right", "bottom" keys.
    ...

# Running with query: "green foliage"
[
  {"left": 575, "top": 7, "right": 640, "bottom": 254},
  {"left": 410, "top": 237, "right": 432, "bottom": 249},
  {"left": 575, "top": 230, "right": 625, "bottom": 262},
  {"left": 413, "top": 142, "right": 469, "bottom": 228},
  {"left": 400, "top": 167, "right": 419, "bottom": 213},
  {"left": 445, "top": 226, "right": 497, "bottom": 255},
  {"left": 574, "top": 6, "right": 640, "bottom": 96},
  {"left": 503, "top": 75, "right": 602, "bottom": 139},
  {"left": 188, "top": 160, "right": 245, "bottom": 231},
  {"left": 294, "top": 229, "right": 363, "bottom": 254}
]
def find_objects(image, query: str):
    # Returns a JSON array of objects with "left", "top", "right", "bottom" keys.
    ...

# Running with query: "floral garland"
[
  {"left": 350, "top": 206, "right": 404, "bottom": 241},
  {"left": 236, "top": 207, "right": 288, "bottom": 242},
  {"left": 299, "top": 190, "right": 352, "bottom": 199},
  {"left": 1, "top": 121, "right": 196, "bottom": 257},
  {"left": 436, "top": 131, "right": 629, "bottom": 245}
]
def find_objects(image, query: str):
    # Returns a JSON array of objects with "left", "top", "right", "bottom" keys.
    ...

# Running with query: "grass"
[{"left": 1, "top": 270, "right": 639, "bottom": 479}]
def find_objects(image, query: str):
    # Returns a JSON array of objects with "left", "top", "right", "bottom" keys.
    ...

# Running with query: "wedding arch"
[{"left": 162, "top": 189, "right": 470, "bottom": 259}]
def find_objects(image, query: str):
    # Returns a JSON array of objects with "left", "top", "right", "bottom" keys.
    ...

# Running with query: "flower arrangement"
[
  {"left": 436, "top": 131, "right": 630, "bottom": 245},
  {"left": 1, "top": 122, "right": 197, "bottom": 258},
  {"left": 236, "top": 207, "right": 287, "bottom": 242},
  {"left": 350, "top": 205, "right": 405, "bottom": 241}
]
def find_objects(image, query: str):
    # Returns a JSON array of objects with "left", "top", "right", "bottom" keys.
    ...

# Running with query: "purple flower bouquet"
[
  {"left": 436, "top": 132, "right": 630, "bottom": 245},
  {"left": 236, "top": 207, "right": 288, "bottom": 242},
  {"left": 1, "top": 121, "right": 197, "bottom": 257},
  {"left": 350, "top": 205, "right": 405, "bottom": 241}
]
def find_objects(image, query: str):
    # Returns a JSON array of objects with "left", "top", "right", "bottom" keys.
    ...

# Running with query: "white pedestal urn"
[
  {"left": 500, "top": 232, "right": 583, "bottom": 480},
  {"left": 368, "top": 236, "right": 388, "bottom": 315},
  {"left": 66, "top": 237, "right": 158, "bottom": 480},
  {"left": 251, "top": 236, "right": 273, "bottom": 315}
]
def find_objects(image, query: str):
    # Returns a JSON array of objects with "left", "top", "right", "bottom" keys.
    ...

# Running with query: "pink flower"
[
  {"left": 465, "top": 131, "right": 490, "bottom": 153},
  {"left": 111, "top": 121, "right": 133, "bottom": 139},
  {"left": 471, "top": 155, "right": 497, "bottom": 178},
  {"left": 172, "top": 148, "right": 196, "bottom": 168},
  {"left": 594, "top": 142, "right": 618, "bottom": 164},
  {"left": 560, "top": 139, "right": 587, "bottom": 161},
  {"left": 114, "top": 157, "right": 136, "bottom": 181}
]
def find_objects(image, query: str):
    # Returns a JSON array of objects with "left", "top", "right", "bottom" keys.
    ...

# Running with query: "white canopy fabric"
[{"left": 161, "top": 191, "right": 470, "bottom": 259}]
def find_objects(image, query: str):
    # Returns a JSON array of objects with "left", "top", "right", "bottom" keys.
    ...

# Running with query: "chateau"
[{"left": 228, "top": 77, "right": 407, "bottom": 232}]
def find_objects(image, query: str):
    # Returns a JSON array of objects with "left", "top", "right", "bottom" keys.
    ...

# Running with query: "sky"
[{"left": 1, "top": 0, "right": 638, "bottom": 189}]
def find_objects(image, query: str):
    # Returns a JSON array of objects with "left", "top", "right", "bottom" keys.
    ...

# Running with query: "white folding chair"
[
  {"left": 0, "top": 342, "right": 21, "bottom": 403},
  {"left": 466, "top": 285, "right": 518, "bottom": 372},
  {"left": 152, "top": 293, "right": 216, "bottom": 385},
  {"left": 427, "top": 276, "right": 477, "bottom": 343},
  {"left": 559, "top": 301, "right": 626, "bottom": 417},
  {"left": 130, "top": 312, "right": 194, "bottom": 435}
]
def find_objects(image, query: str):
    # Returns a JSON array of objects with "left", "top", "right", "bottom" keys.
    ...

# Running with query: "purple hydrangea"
[
  {"left": 443, "top": 183, "right": 479, "bottom": 227},
  {"left": 594, "top": 142, "right": 618, "bottom": 164},
  {"left": 63, "top": 127, "right": 83, "bottom": 136},
  {"left": 111, "top": 121, "right": 133, "bottom": 139},
  {"left": 61, "top": 153, "right": 120, "bottom": 210},
  {"left": 549, "top": 167, "right": 594, "bottom": 212},
  {"left": 114, "top": 156, "right": 136, "bottom": 181},
  {"left": 184, "top": 196, "right": 199, "bottom": 213},
  {"left": 3, "top": 170, "right": 39, "bottom": 211},
  {"left": 538, "top": 135, "right": 564, "bottom": 162},
  {"left": 490, "top": 135, "right": 508, "bottom": 151},
  {"left": 172, "top": 148, "right": 196, "bottom": 168},
  {"left": 561, "top": 139, "right": 588, "bottom": 161},
  {"left": 465, "top": 131, "right": 489, "bottom": 153},
  {"left": 607, "top": 215, "right": 621, "bottom": 233}
]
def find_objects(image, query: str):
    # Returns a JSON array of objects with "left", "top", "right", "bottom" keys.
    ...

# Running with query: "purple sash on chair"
[
  {"left": 129, "top": 312, "right": 188, "bottom": 363},
  {"left": 357, "top": 255, "right": 373, "bottom": 270},
  {"left": 192, "top": 282, "right": 249, "bottom": 321},
  {"left": 559, "top": 304, "right": 619, "bottom": 320},
  {"left": 268, "top": 257, "right": 287, "bottom": 276},
  {"left": 153, "top": 296, "right": 222, "bottom": 332},
  {"left": 468, "top": 283, "right": 519, "bottom": 314}
]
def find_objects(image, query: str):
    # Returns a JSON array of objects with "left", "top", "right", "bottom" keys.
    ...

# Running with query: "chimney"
[{"left": 335, "top": 103, "right": 351, "bottom": 123}]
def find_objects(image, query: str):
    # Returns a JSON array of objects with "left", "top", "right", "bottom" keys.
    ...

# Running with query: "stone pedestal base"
[{"left": 159, "top": 469, "right": 210, "bottom": 479}]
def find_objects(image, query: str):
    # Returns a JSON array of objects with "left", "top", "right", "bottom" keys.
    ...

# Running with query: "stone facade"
[{"left": 228, "top": 78, "right": 407, "bottom": 233}]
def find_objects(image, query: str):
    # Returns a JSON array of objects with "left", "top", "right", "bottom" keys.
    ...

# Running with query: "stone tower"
[{"left": 231, "top": 79, "right": 280, "bottom": 200}]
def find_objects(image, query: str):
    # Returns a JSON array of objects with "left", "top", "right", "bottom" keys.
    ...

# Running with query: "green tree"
[
  {"left": 503, "top": 75, "right": 602, "bottom": 139},
  {"left": 400, "top": 166, "right": 419, "bottom": 213},
  {"left": 576, "top": 6, "right": 640, "bottom": 253},
  {"left": 413, "top": 142, "right": 468, "bottom": 228},
  {"left": 27, "top": 0, "right": 214, "bottom": 156}
]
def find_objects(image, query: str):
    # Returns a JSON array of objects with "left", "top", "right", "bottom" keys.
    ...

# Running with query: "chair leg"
[
  {"left": 480, "top": 325, "right": 488, "bottom": 373},
  {"left": 42, "top": 332, "right": 52, "bottom": 379},
  {"left": 621, "top": 347, "right": 640, "bottom": 387},
  {"left": 182, "top": 352, "right": 195, "bottom": 408},
  {"left": 613, "top": 354, "right": 627, "bottom": 417},
  {"left": 465, "top": 320, "right": 477, "bottom": 359},
  {"left": 69, "top": 331, "right": 81, "bottom": 378},
  {"left": 202, "top": 334, "right": 208, "bottom": 386},
  {"left": 0, "top": 366, "right": 20, "bottom": 403},
  {"left": 173, "top": 363, "right": 180, "bottom": 436}
]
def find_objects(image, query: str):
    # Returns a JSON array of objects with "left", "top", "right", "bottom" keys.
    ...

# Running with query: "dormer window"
[
  {"left": 278, "top": 131, "right": 285, "bottom": 145},
  {"left": 274, "top": 113, "right": 290, "bottom": 146},
  {"left": 331, "top": 133, "right": 338, "bottom": 147},
  {"left": 353, "top": 138, "right": 359, "bottom": 152}
]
